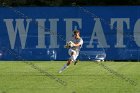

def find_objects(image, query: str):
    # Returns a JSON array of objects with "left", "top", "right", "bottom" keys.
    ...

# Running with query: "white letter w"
[{"left": 4, "top": 19, "right": 32, "bottom": 49}]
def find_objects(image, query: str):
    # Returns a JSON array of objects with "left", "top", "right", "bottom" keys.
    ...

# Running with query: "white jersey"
[
  {"left": 71, "top": 37, "right": 83, "bottom": 52},
  {"left": 68, "top": 37, "right": 83, "bottom": 61}
]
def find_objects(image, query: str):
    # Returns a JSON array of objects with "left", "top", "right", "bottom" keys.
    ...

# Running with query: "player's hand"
[{"left": 64, "top": 45, "right": 70, "bottom": 48}]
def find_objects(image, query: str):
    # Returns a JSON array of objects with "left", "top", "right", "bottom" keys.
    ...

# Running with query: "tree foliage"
[{"left": 0, "top": 0, "right": 139, "bottom": 6}]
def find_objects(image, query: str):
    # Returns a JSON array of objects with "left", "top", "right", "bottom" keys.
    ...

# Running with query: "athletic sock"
[
  {"left": 74, "top": 60, "right": 79, "bottom": 65},
  {"left": 59, "top": 64, "right": 68, "bottom": 73}
]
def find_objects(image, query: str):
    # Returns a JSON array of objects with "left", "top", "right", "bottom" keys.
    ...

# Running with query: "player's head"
[{"left": 73, "top": 30, "right": 80, "bottom": 39}]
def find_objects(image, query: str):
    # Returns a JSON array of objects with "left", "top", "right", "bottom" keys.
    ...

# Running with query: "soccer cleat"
[
  {"left": 74, "top": 60, "right": 79, "bottom": 65},
  {"left": 58, "top": 70, "right": 62, "bottom": 73}
]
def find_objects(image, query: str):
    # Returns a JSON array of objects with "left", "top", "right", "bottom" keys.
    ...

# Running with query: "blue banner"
[{"left": 0, "top": 6, "right": 140, "bottom": 61}]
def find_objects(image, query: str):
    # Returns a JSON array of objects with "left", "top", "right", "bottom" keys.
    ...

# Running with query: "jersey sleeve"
[{"left": 79, "top": 38, "right": 83, "bottom": 46}]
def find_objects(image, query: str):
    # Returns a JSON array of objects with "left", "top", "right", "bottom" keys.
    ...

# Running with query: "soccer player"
[{"left": 59, "top": 30, "right": 83, "bottom": 73}]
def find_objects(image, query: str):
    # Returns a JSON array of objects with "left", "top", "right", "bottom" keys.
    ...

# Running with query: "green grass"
[{"left": 0, "top": 61, "right": 140, "bottom": 93}]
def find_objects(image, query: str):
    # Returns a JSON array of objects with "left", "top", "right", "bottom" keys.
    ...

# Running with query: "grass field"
[{"left": 0, "top": 61, "right": 139, "bottom": 93}]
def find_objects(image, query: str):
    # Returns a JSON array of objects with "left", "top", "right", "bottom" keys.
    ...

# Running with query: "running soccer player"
[{"left": 59, "top": 30, "right": 83, "bottom": 73}]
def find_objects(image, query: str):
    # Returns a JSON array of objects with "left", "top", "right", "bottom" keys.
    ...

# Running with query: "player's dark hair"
[{"left": 73, "top": 30, "right": 80, "bottom": 34}]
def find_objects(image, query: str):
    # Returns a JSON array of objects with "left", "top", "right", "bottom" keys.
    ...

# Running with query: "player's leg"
[
  {"left": 58, "top": 57, "right": 74, "bottom": 73},
  {"left": 59, "top": 49, "right": 76, "bottom": 73},
  {"left": 74, "top": 60, "right": 79, "bottom": 65},
  {"left": 58, "top": 63, "right": 69, "bottom": 73},
  {"left": 66, "top": 51, "right": 75, "bottom": 66},
  {"left": 73, "top": 52, "right": 79, "bottom": 65}
]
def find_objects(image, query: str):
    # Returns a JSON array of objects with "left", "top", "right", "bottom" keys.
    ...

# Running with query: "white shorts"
[{"left": 68, "top": 48, "right": 79, "bottom": 61}]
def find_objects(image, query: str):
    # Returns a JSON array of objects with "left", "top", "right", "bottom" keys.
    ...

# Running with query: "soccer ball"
[{"left": 67, "top": 41, "right": 74, "bottom": 47}]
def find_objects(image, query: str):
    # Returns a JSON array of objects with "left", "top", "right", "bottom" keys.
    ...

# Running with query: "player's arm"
[{"left": 73, "top": 43, "right": 81, "bottom": 47}]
